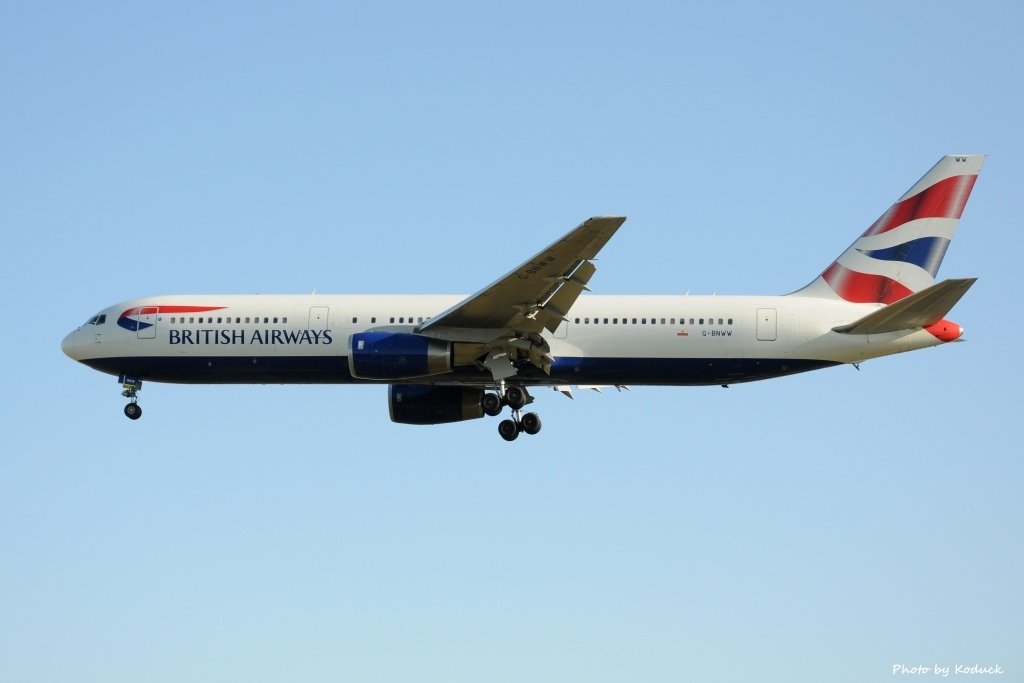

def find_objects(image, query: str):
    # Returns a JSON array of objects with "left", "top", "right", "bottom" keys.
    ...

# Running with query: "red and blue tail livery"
[
  {"left": 798, "top": 155, "right": 982, "bottom": 304},
  {"left": 63, "top": 155, "right": 984, "bottom": 441}
]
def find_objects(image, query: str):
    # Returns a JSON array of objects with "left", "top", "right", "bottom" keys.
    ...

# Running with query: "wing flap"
[
  {"left": 832, "top": 278, "right": 977, "bottom": 335},
  {"left": 536, "top": 261, "right": 597, "bottom": 333}
]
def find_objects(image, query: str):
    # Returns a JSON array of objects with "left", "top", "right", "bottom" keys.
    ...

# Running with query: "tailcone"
[{"left": 925, "top": 319, "right": 964, "bottom": 343}]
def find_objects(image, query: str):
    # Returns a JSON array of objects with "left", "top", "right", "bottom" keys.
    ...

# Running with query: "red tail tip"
[{"left": 925, "top": 319, "right": 964, "bottom": 342}]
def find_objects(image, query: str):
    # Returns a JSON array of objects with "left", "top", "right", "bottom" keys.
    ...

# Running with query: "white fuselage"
[{"left": 61, "top": 293, "right": 948, "bottom": 387}]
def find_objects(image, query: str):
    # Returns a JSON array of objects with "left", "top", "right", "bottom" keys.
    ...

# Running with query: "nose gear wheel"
[{"left": 119, "top": 376, "right": 143, "bottom": 420}]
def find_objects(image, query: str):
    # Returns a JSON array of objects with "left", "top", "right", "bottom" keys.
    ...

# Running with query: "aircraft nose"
[{"left": 61, "top": 330, "right": 78, "bottom": 360}]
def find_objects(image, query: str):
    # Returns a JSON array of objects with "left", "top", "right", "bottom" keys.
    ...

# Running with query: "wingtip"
[{"left": 586, "top": 215, "right": 628, "bottom": 226}]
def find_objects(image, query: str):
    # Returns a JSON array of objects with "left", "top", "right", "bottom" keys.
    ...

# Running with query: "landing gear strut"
[
  {"left": 120, "top": 375, "right": 143, "bottom": 420},
  {"left": 485, "top": 385, "right": 542, "bottom": 441}
]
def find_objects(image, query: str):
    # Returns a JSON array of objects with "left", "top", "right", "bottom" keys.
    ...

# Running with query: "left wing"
[
  {"left": 417, "top": 216, "right": 625, "bottom": 379},
  {"left": 418, "top": 216, "right": 625, "bottom": 336}
]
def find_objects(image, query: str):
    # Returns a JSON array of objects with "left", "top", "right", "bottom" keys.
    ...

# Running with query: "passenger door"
[
  {"left": 308, "top": 306, "right": 330, "bottom": 330},
  {"left": 137, "top": 307, "right": 158, "bottom": 339},
  {"left": 756, "top": 308, "right": 777, "bottom": 341}
]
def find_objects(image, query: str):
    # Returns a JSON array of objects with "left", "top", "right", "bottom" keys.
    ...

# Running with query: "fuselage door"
[
  {"left": 137, "top": 306, "right": 158, "bottom": 339},
  {"left": 756, "top": 308, "right": 777, "bottom": 341},
  {"left": 309, "top": 306, "right": 330, "bottom": 330}
]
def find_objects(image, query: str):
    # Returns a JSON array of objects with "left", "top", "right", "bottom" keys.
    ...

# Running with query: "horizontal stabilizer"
[{"left": 832, "top": 278, "right": 976, "bottom": 335}]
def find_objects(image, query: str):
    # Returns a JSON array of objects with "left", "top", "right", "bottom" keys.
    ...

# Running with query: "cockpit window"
[{"left": 86, "top": 314, "right": 107, "bottom": 325}]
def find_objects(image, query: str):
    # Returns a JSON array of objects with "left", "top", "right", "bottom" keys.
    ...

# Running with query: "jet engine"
[
  {"left": 388, "top": 384, "right": 485, "bottom": 425},
  {"left": 349, "top": 331, "right": 452, "bottom": 380}
]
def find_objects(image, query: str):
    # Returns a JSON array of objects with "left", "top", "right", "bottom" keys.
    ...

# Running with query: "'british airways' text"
[{"left": 169, "top": 329, "right": 334, "bottom": 345}]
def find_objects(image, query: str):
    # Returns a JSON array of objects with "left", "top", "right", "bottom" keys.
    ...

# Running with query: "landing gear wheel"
[
  {"left": 498, "top": 419, "right": 520, "bottom": 442},
  {"left": 119, "top": 376, "right": 143, "bottom": 419},
  {"left": 504, "top": 386, "right": 526, "bottom": 410},
  {"left": 520, "top": 412, "right": 542, "bottom": 435},
  {"left": 482, "top": 392, "right": 503, "bottom": 417}
]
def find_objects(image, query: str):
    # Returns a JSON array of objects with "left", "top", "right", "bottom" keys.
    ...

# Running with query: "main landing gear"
[
  {"left": 120, "top": 375, "right": 143, "bottom": 420},
  {"left": 482, "top": 384, "right": 542, "bottom": 442}
]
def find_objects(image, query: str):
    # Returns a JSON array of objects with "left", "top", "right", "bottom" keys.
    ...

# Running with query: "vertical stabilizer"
[{"left": 792, "top": 155, "right": 984, "bottom": 302}]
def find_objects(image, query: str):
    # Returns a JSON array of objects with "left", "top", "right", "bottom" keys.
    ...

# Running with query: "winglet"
[{"left": 832, "top": 278, "right": 976, "bottom": 335}]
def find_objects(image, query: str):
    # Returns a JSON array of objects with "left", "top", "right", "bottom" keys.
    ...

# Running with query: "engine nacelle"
[
  {"left": 388, "top": 385, "right": 485, "bottom": 425},
  {"left": 349, "top": 331, "right": 452, "bottom": 380}
]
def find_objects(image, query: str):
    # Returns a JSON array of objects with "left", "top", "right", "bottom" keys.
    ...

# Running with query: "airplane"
[{"left": 62, "top": 154, "right": 983, "bottom": 441}]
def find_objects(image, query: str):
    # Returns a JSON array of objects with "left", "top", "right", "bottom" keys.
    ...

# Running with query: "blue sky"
[{"left": 2, "top": 2, "right": 1022, "bottom": 681}]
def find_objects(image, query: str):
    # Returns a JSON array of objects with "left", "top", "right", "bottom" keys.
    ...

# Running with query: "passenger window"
[
  {"left": 283, "top": 317, "right": 287, "bottom": 324},
  {"left": 603, "top": 318, "right": 608, "bottom": 324},
  {"left": 613, "top": 318, "right": 618, "bottom": 324},
  {"left": 632, "top": 318, "right": 637, "bottom": 324},
  {"left": 699, "top": 318, "right": 704, "bottom": 324},
  {"left": 264, "top": 317, "right": 269, "bottom": 323},
  {"left": 390, "top": 317, "right": 395, "bottom": 323},
  {"left": 371, "top": 317, "right": 377, "bottom": 323},
  {"left": 273, "top": 317, "right": 278, "bottom": 323}
]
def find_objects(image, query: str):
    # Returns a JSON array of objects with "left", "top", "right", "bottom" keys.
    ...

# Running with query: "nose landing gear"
[
  {"left": 485, "top": 385, "right": 542, "bottom": 441},
  {"left": 119, "top": 375, "right": 143, "bottom": 420}
]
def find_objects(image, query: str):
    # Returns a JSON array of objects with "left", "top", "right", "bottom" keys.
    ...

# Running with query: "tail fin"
[{"left": 792, "top": 155, "right": 984, "bottom": 303}]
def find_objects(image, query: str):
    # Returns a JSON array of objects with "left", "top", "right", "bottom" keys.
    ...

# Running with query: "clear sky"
[{"left": 2, "top": 2, "right": 1022, "bottom": 682}]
